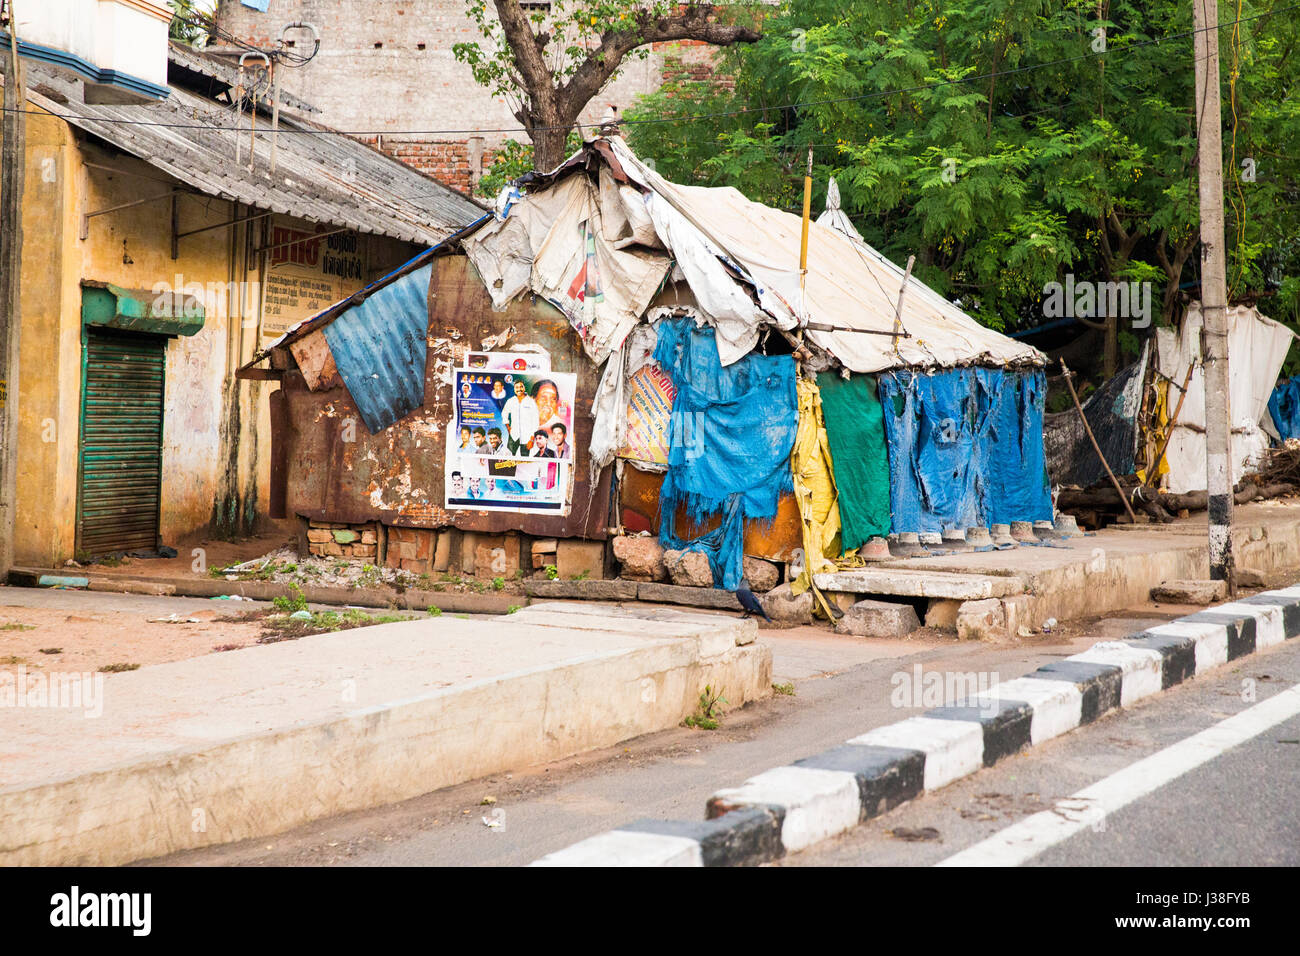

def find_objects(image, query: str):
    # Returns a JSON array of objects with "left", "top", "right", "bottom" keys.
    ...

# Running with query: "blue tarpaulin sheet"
[
  {"left": 877, "top": 368, "right": 1051, "bottom": 533},
  {"left": 323, "top": 262, "right": 433, "bottom": 433},
  {"left": 654, "top": 317, "right": 797, "bottom": 589},
  {"left": 1269, "top": 377, "right": 1300, "bottom": 440}
]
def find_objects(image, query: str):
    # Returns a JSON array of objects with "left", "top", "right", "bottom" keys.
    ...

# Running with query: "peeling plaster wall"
[{"left": 12, "top": 108, "right": 422, "bottom": 563}]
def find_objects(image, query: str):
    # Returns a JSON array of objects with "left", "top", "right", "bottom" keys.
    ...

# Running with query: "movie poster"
[
  {"left": 462, "top": 351, "right": 551, "bottom": 373},
  {"left": 444, "top": 452, "right": 568, "bottom": 514},
  {"left": 452, "top": 369, "right": 577, "bottom": 463}
]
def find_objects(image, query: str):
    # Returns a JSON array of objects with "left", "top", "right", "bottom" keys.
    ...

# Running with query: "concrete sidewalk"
[
  {"left": 816, "top": 501, "right": 1300, "bottom": 638},
  {"left": 0, "top": 602, "right": 769, "bottom": 866}
]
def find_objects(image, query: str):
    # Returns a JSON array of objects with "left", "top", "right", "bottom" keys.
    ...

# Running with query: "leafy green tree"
[
  {"left": 454, "top": 1, "right": 761, "bottom": 172},
  {"left": 626, "top": 0, "right": 1300, "bottom": 371}
]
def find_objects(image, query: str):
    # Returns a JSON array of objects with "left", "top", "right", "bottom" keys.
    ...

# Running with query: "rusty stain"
[{"left": 274, "top": 254, "right": 612, "bottom": 538}]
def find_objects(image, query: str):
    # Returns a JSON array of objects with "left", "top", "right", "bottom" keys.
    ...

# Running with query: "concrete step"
[{"left": 812, "top": 568, "right": 1024, "bottom": 600}]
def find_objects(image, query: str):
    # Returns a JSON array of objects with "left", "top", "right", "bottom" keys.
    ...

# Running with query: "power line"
[{"left": 4, "top": 3, "right": 1296, "bottom": 138}]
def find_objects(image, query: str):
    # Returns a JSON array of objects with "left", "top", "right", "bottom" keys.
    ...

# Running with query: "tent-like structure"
[
  {"left": 254, "top": 136, "right": 1055, "bottom": 606},
  {"left": 455, "top": 137, "right": 1052, "bottom": 592}
]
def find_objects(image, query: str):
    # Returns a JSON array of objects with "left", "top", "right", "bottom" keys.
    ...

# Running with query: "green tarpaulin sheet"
[{"left": 817, "top": 372, "right": 892, "bottom": 548}]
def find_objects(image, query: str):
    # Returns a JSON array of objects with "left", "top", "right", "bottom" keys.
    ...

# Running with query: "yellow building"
[{"left": 7, "top": 46, "right": 482, "bottom": 566}]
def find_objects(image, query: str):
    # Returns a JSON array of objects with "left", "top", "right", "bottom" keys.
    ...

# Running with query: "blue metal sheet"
[{"left": 323, "top": 263, "right": 433, "bottom": 433}]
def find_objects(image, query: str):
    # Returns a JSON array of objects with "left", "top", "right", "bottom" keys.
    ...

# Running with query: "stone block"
[
  {"left": 760, "top": 583, "right": 813, "bottom": 626},
  {"left": 332, "top": 529, "right": 360, "bottom": 545},
  {"left": 742, "top": 557, "right": 780, "bottom": 593},
  {"left": 1150, "top": 579, "right": 1228, "bottom": 605},
  {"left": 956, "top": 598, "right": 1006, "bottom": 642},
  {"left": 557, "top": 539, "right": 604, "bottom": 580},
  {"left": 664, "top": 549, "right": 713, "bottom": 588},
  {"left": 612, "top": 535, "right": 666, "bottom": 581},
  {"left": 306, "top": 529, "right": 333, "bottom": 544},
  {"left": 834, "top": 599, "right": 921, "bottom": 638}
]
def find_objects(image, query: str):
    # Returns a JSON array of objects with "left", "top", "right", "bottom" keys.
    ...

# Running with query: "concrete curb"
[
  {"left": 529, "top": 585, "right": 1300, "bottom": 867},
  {"left": 8, "top": 567, "right": 519, "bottom": 615}
]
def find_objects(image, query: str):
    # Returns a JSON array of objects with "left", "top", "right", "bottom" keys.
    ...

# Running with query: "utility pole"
[
  {"left": 0, "top": 0, "right": 25, "bottom": 580},
  {"left": 1193, "top": 0, "right": 1234, "bottom": 588}
]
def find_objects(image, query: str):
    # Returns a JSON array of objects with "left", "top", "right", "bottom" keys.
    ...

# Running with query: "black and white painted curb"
[{"left": 529, "top": 585, "right": 1300, "bottom": 867}]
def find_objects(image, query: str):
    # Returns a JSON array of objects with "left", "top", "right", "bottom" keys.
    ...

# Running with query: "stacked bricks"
[
  {"left": 306, "top": 521, "right": 378, "bottom": 561},
  {"left": 385, "top": 526, "right": 440, "bottom": 575},
  {"left": 357, "top": 137, "right": 493, "bottom": 195}
]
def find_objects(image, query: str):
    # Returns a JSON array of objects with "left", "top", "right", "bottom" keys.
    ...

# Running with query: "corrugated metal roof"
[
  {"left": 25, "top": 60, "right": 485, "bottom": 245},
  {"left": 321, "top": 261, "right": 434, "bottom": 433},
  {"left": 166, "top": 41, "right": 321, "bottom": 115}
]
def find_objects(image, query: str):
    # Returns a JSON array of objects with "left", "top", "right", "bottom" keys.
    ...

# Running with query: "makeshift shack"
[
  {"left": 248, "top": 137, "right": 1054, "bottom": 596},
  {"left": 1048, "top": 303, "right": 1296, "bottom": 513}
]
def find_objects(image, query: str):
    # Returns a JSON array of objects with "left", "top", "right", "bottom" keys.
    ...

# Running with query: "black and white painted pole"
[{"left": 1194, "top": 0, "right": 1234, "bottom": 587}]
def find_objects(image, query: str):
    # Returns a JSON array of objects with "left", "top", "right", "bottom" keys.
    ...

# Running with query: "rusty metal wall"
[{"left": 276, "top": 253, "right": 611, "bottom": 539}]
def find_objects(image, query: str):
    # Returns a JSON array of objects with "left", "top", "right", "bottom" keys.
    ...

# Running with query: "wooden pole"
[
  {"left": 1061, "top": 359, "right": 1139, "bottom": 522},
  {"left": 0, "top": 0, "right": 27, "bottom": 579}
]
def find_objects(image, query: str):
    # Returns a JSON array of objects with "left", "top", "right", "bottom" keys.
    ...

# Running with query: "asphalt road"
[
  {"left": 782, "top": 637, "right": 1300, "bottom": 867},
  {"left": 143, "top": 607, "right": 1212, "bottom": 867}
]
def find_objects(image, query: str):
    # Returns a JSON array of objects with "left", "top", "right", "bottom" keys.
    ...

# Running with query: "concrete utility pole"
[
  {"left": 0, "top": 0, "right": 26, "bottom": 580},
  {"left": 1193, "top": 0, "right": 1234, "bottom": 587}
]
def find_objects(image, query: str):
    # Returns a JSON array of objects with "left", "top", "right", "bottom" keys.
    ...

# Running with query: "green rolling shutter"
[{"left": 77, "top": 328, "right": 166, "bottom": 555}]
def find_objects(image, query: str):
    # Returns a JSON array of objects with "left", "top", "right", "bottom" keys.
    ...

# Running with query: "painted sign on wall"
[
  {"left": 260, "top": 220, "right": 367, "bottom": 342},
  {"left": 619, "top": 364, "right": 676, "bottom": 465}
]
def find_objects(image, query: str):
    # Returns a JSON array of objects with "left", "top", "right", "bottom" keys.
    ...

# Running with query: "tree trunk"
[{"left": 531, "top": 124, "right": 571, "bottom": 175}]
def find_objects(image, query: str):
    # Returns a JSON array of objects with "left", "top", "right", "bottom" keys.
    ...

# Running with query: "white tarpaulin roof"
[
  {"left": 1155, "top": 303, "right": 1295, "bottom": 494},
  {"left": 462, "top": 137, "right": 1043, "bottom": 372}
]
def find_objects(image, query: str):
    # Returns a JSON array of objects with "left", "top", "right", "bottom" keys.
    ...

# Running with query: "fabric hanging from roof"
[
  {"left": 1154, "top": 304, "right": 1294, "bottom": 493},
  {"left": 322, "top": 262, "right": 433, "bottom": 433},
  {"left": 1269, "top": 377, "right": 1300, "bottom": 440},
  {"left": 816, "top": 371, "right": 891, "bottom": 548},
  {"left": 879, "top": 368, "right": 1053, "bottom": 533},
  {"left": 878, "top": 370, "right": 982, "bottom": 534},
  {"left": 654, "top": 317, "right": 796, "bottom": 589},
  {"left": 1043, "top": 353, "right": 1145, "bottom": 488},
  {"left": 788, "top": 377, "right": 843, "bottom": 608},
  {"left": 976, "top": 369, "right": 1053, "bottom": 526}
]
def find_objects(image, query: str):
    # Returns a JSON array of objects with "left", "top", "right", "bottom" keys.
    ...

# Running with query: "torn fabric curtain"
[
  {"left": 976, "top": 368, "right": 1053, "bottom": 527},
  {"left": 1270, "top": 377, "right": 1300, "bottom": 440},
  {"left": 877, "top": 368, "right": 1051, "bottom": 533},
  {"left": 654, "top": 317, "right": 797, "bottom": 589},
  {"left": 1043, "top": 354, "right": 1144, "bottom": 488},
  {"left": 322, "top": 262, "right": 432, "bottom": 433},
  {"left": 815, "top": 371, "right": 891, "bottom": 548},
  {"left": 789, "top": 377, "right": 843, "bottom": 604}
]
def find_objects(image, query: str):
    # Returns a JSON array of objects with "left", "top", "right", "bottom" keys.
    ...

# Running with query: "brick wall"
[{"left": 214, "top": 0, "right": 726, "bottom": 189}]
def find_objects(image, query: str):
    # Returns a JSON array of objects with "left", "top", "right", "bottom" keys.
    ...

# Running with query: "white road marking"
[{"left": 935, "top": 683, "right": 1300, "bottom": 867}]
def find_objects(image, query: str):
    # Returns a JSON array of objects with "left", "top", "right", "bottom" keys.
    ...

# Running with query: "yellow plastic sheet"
[{"left": 790, "top": 377, "right": 843, "bottom": 614}]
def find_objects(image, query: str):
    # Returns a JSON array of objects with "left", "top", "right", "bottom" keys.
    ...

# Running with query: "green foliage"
[
  {"left": 427, "top": 605, "right": 442, "bottom": 617},
  {"left": 98, "top": 662, "right": 140, "bottom": 673},
  {"left": 492, "top": 576, "right": 506, "bottom": 591},
  {"left": 272, "top": 584, "right": 308, "bottom": 614},
  {"left": 683, "top": 684, "right": 728, "bottom": 730},
  {"left": 625, "top": 0, "right": 1300, "bottom": 343},
  {"left": 477, "top": 134, "right": 583, "bottom": 196},
  {"left": 507, "top": 605, "right": 522, "bottom": 614},
  {"left": 167, "top": 0, "right": 213, "bottom": 46},
  {"left": 544, "top": 565, "right": 559, "bottom": 580},
  {"left": 772, "top": 681, "right": 796, "bottom": 696}
]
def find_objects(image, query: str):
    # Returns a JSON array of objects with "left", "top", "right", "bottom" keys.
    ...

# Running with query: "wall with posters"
[{"left": 272, "top": 254, "right": 612, "bottom": 540}]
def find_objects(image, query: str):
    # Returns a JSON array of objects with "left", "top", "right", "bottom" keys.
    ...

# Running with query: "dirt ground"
[{"left": 0, "top": 599, "right": 265, "bottom": 673}]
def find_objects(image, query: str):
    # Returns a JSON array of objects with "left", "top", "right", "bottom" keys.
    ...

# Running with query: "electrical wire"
[{"left": 3, "top": 3, "right": 1294, "bottom": 138}]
